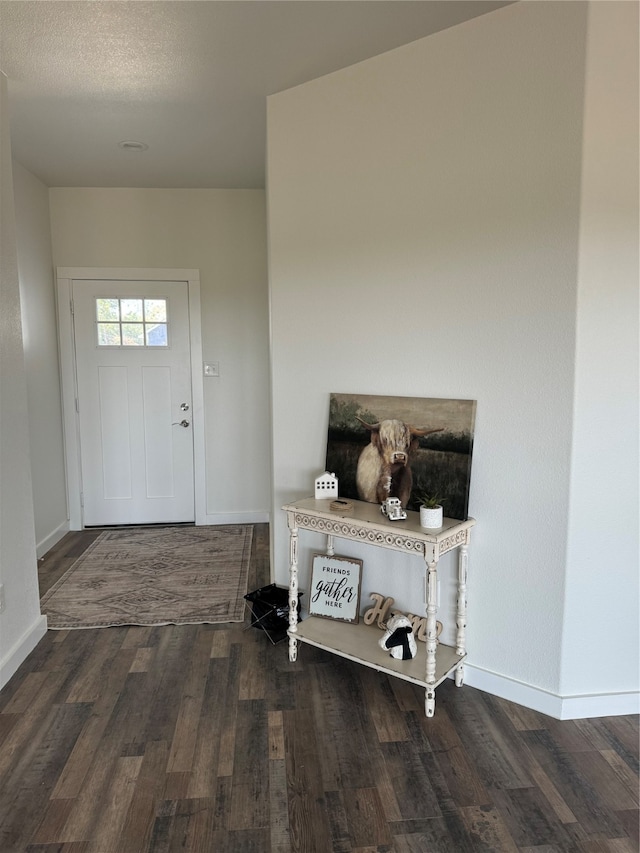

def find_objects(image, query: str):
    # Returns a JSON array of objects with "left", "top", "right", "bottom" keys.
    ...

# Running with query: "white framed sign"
[{"left": 309, "top": 554, "right": 363, "bottom": 623}]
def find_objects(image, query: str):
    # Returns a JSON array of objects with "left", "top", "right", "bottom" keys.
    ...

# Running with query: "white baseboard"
[
  {"left": 198, "top": 511, "right": 270, "bottom": 526},
  {"left": 464, "top": 662, "right": 640, "bottom": 720},
  {"left": 0, "top": 614, "right": 48, "bottom": 691},
  {"left": 36, "top": 520, "right": 70, "bottom": 559},
  {"left": 557, "top": 690, "right": 640, "bottom": 720}
]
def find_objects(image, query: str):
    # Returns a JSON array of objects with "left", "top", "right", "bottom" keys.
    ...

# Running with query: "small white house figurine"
[
  {"left": 381, "top": 497, "right": 407, "bottom": 521},
  {"left": 379, "top": 614, "right": 417, "bottom": 660},
  {"left": 315, "top": 471, "right": 339, "bottom": 499}
]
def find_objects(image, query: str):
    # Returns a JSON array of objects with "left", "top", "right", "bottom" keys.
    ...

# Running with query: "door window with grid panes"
[{"left": 96, "top": 297, "right": 168, "bottom": 347}]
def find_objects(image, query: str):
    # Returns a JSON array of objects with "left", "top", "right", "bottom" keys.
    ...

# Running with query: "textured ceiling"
[{"left": 0, "top": 1, "right": 512, "bottom": 188}]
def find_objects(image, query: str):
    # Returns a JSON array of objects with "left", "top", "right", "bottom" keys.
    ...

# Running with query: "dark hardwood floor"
[{"left": 0, "top": 524, "right": 637, "bottom": 852}]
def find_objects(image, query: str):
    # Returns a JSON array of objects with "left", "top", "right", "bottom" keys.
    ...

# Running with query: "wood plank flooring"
[{"left": 0, "top": 525, "right": 637, "bottom": 852}]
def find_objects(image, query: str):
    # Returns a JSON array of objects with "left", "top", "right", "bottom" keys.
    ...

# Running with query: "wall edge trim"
[
  {"left": 464, "top": 663, "right": 639, "bottom": 720},
  {"left": 0, "top": 614, "right": 48, "bottom": 691},
  {"left": 36, "top": 520, "right": 70, "bottom": 560}
]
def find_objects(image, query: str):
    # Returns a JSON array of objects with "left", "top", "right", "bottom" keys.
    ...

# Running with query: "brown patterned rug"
[{"left": 41, "top": 525, "right": 253, "bottom": 629}]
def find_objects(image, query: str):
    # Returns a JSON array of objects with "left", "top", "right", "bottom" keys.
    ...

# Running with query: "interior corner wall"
[
  {"left": 48, "top": 188, "right": 270, "bottom": 523},
  {"left": 267, "top": 2, "right": 590, "bottom": 707},
  {"left": 0, "top": 75, "right": 47, "bottom": 689},
  {"left": 13, "top": 162, "right": 68, "bottom": 556},
  {"left": 561, "top": 1, "right": 639, "bottom": 707}
]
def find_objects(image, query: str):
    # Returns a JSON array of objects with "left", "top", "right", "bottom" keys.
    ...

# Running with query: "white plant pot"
[{"left": 420, "top": 505, "right": 443, "bottom": 529}]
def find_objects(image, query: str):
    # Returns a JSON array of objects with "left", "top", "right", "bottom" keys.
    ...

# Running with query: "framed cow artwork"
[{"left": 325, "top": 393, "right": 476, "bottom": 521}]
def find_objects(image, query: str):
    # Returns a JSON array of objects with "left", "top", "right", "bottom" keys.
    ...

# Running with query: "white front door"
[{"left": 73, "top": 279, "right": 195, "bottom": 525}]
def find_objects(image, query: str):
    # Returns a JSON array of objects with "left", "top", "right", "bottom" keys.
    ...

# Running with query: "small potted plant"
[{"left": 417, "top": 493, "right": 445, "bottom": 529}]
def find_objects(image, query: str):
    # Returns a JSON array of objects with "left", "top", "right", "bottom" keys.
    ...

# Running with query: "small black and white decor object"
[{"left": 379, "top": 614, "right": 417, "bottom": 660}]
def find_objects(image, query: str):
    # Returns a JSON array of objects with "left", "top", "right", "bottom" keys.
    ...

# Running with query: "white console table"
[{"left": 283, "top": 497, "right": 475, "bottom": 717}]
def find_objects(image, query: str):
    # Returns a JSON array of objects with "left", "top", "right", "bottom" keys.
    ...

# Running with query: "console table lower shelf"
[{"left": 289, "top": 616, "right": 465, "bottom": 689}]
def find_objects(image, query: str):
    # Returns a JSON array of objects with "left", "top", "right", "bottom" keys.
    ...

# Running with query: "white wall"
[
  {"left": 0, "top": 74, "right": 47, "bottom": 689},
  {"left": 13, "top": 162, "right": 68, "bottom": 556},
  {"left": 49, "top": 188, "right": 271, "bottom": 522},
  {"left": 561, "top": 2, "right": 639, "bottom": 711},
  {"left": 267, "top": 2, "right": 638, "bottom": 717}
]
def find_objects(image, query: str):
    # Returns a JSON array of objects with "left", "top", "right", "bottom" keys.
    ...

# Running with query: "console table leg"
[
  {"left": 288, "top": 521, "right": 299, "bottom": 662},
  {"left": 425, "top": 687, "right": 436, "bottom": 718},
  {"left": 455, "top": 543, "right": 469, "bottom": 686},
  {"left": 425, "top": 557, "right": 439, "bottom": 700}
]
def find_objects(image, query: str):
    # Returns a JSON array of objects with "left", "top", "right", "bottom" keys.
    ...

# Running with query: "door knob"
[{"left": 172, "top": 419, "right": 190, "bottom": 428}]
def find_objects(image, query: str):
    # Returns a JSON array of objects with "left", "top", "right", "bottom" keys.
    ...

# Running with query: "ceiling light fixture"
[{"left": 118, "top": 140, "right": 149, "bottom": 152}]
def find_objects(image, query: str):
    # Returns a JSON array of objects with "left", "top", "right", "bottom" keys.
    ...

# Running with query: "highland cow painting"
[{"left": 325, "top": 393, "right": 476, "bottom": 521}]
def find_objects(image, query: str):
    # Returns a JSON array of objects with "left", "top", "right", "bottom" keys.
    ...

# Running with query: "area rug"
[{"left": 41, "top": 525, "right": 253, "bottom": 629}]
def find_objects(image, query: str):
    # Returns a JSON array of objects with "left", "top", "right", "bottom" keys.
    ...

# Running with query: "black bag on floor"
[{"left": 244, "top": 584, "right": 302, "bottom": 645}]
